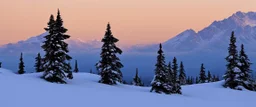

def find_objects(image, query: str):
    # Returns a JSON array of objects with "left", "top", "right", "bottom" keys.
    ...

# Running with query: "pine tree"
[
  {"left": 216, "top": 75, "right": 220, "bottom": 81},
  {"left": 90, "top": 69, "right": 93, "bottom": 74},
  {"left": 34, "top": 53, "right": 44, "bottom": 72},
  {"left": 172, "top": 57, "right": 178, "bottom": 84},
  {"left": 238, "top": 44, "right": 254, "bottom": 90},
  {"left": 216, "top": 76, "right": 220, "bottom": 81},
  {"left": 199, "top": 63, "right": 207, "bottom": 83},
  {"left": 67, "top": 62, "right": 73, "bottom": 79},
  {"left": 67, "top": 71, "right": 73, "bottom": 79},
  {"left": 212, "top": 75, "right": 216, "bottom": 82},
  {"left": 179, "top": 61, "right": 186, "bottom": 85},
  {"left": 150, "top": 44, "right": 172, "bottom": 94},
  {"left": 166, "top": 62, "right": 173, "bottom": 83},
  {"left": 223, "top": 31, "right": 239, "bottom": 89},
  {"left": 186, "top": 76, "right": 190, "bottom": 85},
  {"left": 96, "top": 23, "right": 123, "bottom": 85},
  {"left": 132, "top": 68, "right": 143, "bottom": 86},
  {"left": 18, "top": 53, "right": 25, "bottom": 74},
  {"left": 196, "top": 77, "right": 199, "bottom": 84},
  {"left": 73, "top": 60, "right": 79, "bottom": 73},
  {"left": 191, "top": 77, "right": 194, "bottom": 84},
  {"left": 207, "top": 71, "right": 212, "bottom": 82},
  {"left": 171, "top": 57, "right": 182, "bottom": 94},
  {"left": 123, "top": 80, "right": 127, "bottom": 84},
  {"left": 41, "top": 10, "right": 72, "bottom": 83},
  {"left": 0, "top": 62, "right": 2, "bottom": 68}
]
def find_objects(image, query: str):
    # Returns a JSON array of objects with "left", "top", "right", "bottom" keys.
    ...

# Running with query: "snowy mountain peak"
[
  {"left": 232, "top": 11, "right": 246, "bottom": 18},
  {"left": 134, "top": 11, "right": 256, "bottom": 52},
  {"left": 21, "top": 32, "right": 48, "bottom": 44},
  {"left": 178, "top": 29, "right": 196, "bottom": 36},
  {"left": 229, "top": 11, "right": 256, "bottom": 27}
]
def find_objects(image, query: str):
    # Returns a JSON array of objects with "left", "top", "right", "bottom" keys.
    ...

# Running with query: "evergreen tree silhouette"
[
  {"left": 199, "top": 63, "right": 207, "bottom": 83},
  {"left": 96, "top": 23, "right": 123, "bottom": 85},
  {"left": 73, "top": 60, "right": 79, "bottom": 73},
  {"left": 35, "top": 53, "right": 44, "bottom": 72},
  {"left": 18, "top": 53, "right": 25, "bottom": 74},
  {"left": 179, "top": 61, "right": 186, "bottom": 85},
  {"left": 207, "top": 71, "right": 212, "bottom": 82},
  {"left": 151, "top": 44, "right": 172, "bottom": 94},
  {"left": 238, "top": 44, "right": 254, "bottom": 90},
  {"left": 41, "top": 10, "right": 72, "bottom": 83},
  {"left": 223, "top": 31, "right": 240, "bottom": 89},
  {"left": 132, "top": 68, "right": 143, "bottom": 86}
]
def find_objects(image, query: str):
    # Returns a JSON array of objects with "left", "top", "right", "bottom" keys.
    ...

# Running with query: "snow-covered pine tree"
[
  {"left": 207, "top": 71, "right": 212, "bottom": 83},
  {"left": 18, "top": 53, "right": 25, "bottom": 74},
  {"left": 96, "top": 23, "right": 123, "bottom": 85},
  {"left": 150, "top": 44, "right": 172, "bottom": 94},
  {"left": 223, "top": 31, "right": 240, "bottom": 89},
  {"left": 73, "top": 60, "right": 79, "bottom": 73},
  {"left": 179, "top": 61, "right": 186, "bottom": 85},
  {"left": 41, "top": 10, "right": 72, "bottom": 84},
  {"left": 238, "top": 44, "right": 254, "bottom": 90},
  {"left": 35, "top": 53, "right": 44, "bottom": 72},
  {"left": 172, "top": 57, "right": 178, "bottom": 84},
  {"left": 199, "top": 63, "right": 207, "bottom": 83},
  {"left": 166, "top": 62, "right": 173, "bottom": 83},
  {"left": 172, "top": 57, "right": 182, "bottom": 94},
  {"left": 132, "top": 68, "right": 143, "bottom": 86},
  {"left": 67, "top": 62, "right": 73, "bottom": 79}
]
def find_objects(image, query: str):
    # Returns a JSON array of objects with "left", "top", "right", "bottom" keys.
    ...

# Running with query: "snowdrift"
[{"left": 0, "top": 68, "right": 255, "bottom": 107}]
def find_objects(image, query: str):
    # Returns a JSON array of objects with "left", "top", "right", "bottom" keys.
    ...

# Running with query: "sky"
[{"left": 1, "top": 0, "right": 256, "bottom": 46}]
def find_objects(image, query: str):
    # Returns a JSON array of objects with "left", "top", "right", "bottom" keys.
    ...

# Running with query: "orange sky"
[{"left": 1, "top": 0, "right": 256, "bottom": 46}]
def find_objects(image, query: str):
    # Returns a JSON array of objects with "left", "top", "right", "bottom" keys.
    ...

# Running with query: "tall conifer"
[
  {"left": 171, "top": 57, "right": 182, "bottom": 94},
  {"left": 96, "top": 23, "right": 123, "bottom": 85},
  {"left": 151, "top": 44, "right": 172, "bottom": 94},
  {"left": 199, "top": 63, "right": 207, "bottom": 83},
  {"left": 179, "top": 61, "right": 186, "bottom": 85},
  {"left": 35, "top": 53, "right": 44, "bottom": 72},
  {"left": 238, "top": 44, "right": 254, "bottom": 90},
  {"left": 223, "top": 31, "right": 239, "bottom": 89},
  {"left": 42, "top": 10, "right": 72, "bottom": 83}
]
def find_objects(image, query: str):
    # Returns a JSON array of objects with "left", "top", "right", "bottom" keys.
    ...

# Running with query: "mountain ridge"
[
  {"left": 0, "top": 32, "right": 102, "bottom": 54},
  {"left": 2, "top": 11, "right": 256, "bottom": 54},
  {"left": 132, "top": 11, "right": 256, "bottom": 52}
]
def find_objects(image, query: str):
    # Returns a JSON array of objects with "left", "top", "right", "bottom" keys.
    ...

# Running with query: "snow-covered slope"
[
  {"left": 0, "top": 32, "right": 102, "bottom": 54},
  {"left": 133, "top": 11, "right": 256, "bottom": 52},
  {"left": 0, "top": 68, "right": 255, "bottom": 107}
]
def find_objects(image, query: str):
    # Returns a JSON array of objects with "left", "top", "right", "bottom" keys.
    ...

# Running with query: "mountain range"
[
  {"left": 2, "top": 11, "right": 256, "bottom": 54},
  {"left": 0, "top": 32, "right": 102, "bottom": 54},
  {"left": 132, "top": 11, "right": 256, "bottom": 53},
  {"left": 1, "top": 11, "right": 256, "bottom": 82}
]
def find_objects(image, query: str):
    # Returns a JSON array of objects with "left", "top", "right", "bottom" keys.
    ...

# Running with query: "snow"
[
  {"left": 0, "top": 68, "right": 255, "bottom": 107},
  {"left": 233, "top": 67, "right": 241, "bottom": 73}
]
